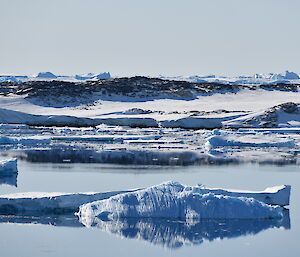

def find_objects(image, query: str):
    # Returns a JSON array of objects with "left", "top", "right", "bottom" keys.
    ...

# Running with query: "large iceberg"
[
  {"left": 78, "top": 182, "right": 284, "bottom": 223},
  {"left": 0, "top": 182, "right": 289, "bottom": 217}
]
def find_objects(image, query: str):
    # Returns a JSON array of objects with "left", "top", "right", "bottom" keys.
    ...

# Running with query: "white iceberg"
[
  {"left": 78, "top": 182, "right": 285, "bottom": 223},
  {"left": 0, "top": 159, "right": 18, "bottom": 175},
  {"left": 35, "top": 72, "right": 57, "bottom": 79},
  {"left": 0, "top": 182, "right": 290, "bottom": 217}
]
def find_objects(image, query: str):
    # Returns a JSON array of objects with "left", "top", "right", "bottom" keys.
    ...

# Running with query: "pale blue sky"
[{"left": 1, "top": 0, "right": 300, "bottom": 77}]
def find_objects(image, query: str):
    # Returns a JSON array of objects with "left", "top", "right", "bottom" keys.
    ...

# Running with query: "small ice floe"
[
  {"left": 0, "top": 136, "right": 51, "bottom": 146},
  {"left": 78, "top": 182, "right": 287, "bottom": 224},
  {"left": 206, "top": 134, "right": 295, "bottom": 149},
  {"left": 0, "top": 159, "right": 18, "bottom": 175}
]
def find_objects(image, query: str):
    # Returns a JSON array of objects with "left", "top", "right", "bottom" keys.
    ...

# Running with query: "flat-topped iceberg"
[
  {"left": 0, "top": 159, "right": 18, "bottom": 175},
  {"left": 0, "top": 182, "right": 290, "bottom": 217},
  {"left": 78, "top": 182, "right": 285, "bottom": 223},
  {"left": 0, "top": 189, "right": 138, "bottom": 215}
]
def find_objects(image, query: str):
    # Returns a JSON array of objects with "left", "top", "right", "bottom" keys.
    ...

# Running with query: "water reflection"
[
  {"left": 84, "top": 212, "right": 290, "bottom": 249},
  {"left": 0, "top": 174, "right": 17, "bottom": 187},
  {"left": 0, "top": 211, "right": 290, "bottom": 249},
  {"left": 0, "top": 215, "right": 83, "bottom": 227}
]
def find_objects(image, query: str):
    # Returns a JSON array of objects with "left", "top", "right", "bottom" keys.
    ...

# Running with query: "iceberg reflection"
[
  {"left": 0, "top": 173, "right": 17, "bottom": 187},
  {"left": 0, "top": 215, "right": 83, "bottom": 228},
  {"left": 83, "top": 210, "right": 290, "bottom": 249},
  {"left": 0, "top": 211, "right": 290, "bottom": 249}
]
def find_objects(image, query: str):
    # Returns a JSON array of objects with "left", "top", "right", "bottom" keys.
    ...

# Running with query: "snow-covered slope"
[{"left": 224, "top": 102, "right": 300, "bottom": 128}]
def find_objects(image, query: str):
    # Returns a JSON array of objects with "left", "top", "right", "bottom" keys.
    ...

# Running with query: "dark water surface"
[{"left": 0, "top": 161, "right": 299, "bottom": 257}]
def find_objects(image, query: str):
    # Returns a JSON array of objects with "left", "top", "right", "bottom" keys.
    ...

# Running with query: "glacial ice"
[{"left": 78, "top": 182, "right": 284, "bottom": 223}]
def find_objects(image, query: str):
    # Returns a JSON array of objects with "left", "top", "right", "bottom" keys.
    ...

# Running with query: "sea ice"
[
  {"left": 206, "top": 134, "right": 295, "bottom": 148},
  {"left": 0, "top": 136, "right": 51, "bottom": 145}
]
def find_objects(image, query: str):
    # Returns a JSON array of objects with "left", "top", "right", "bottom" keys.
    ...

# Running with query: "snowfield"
[{"left": 0, "top": 76, "right": 299, "bottom": 166}]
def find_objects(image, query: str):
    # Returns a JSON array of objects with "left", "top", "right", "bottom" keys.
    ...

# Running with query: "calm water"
[{"left": 0, "top": 161, "right": 299, "bottom": 257}]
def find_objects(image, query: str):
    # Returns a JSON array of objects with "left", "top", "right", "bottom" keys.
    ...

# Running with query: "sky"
[{"left": 1, "top": 0, "right": 300, "bottom": 77}]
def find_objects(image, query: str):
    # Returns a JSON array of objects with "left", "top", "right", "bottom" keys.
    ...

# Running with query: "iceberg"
[
  {"left": 83, "top": 213, "right": 290, "bottom": 248},
  {"left": 35, "top": 72, "right": 57, "bottom": 79},
  {"left": 77, "top": 182, "right": 285, "bottom": 223},
  {"left": 0, "top": 189, "right": 139, "bottom": 215},
  {"left": 0, "top": 211, "right": 290, "bottom": 249},
  {"left": 0, "top": 182, "right": 289, "bottom": 217},
  {"left": 0, "top": 159, "right": 18, "bottom": 175}
]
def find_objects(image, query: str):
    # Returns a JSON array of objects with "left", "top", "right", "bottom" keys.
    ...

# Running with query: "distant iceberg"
[
  {"left": 0, "top": 159, "right": 18, "bottom": 187},
  {"left": 35, "top": 72, "right": 57, "bottom": 79},
  {"left": 0, "top": 159, "right": 18, "bottom": 175},
  {"left": 78, "top": 182, "right": 285, "bottom": 223},
  {"left": 75, "top": 72, "right": 111, "bottom": 80}
]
